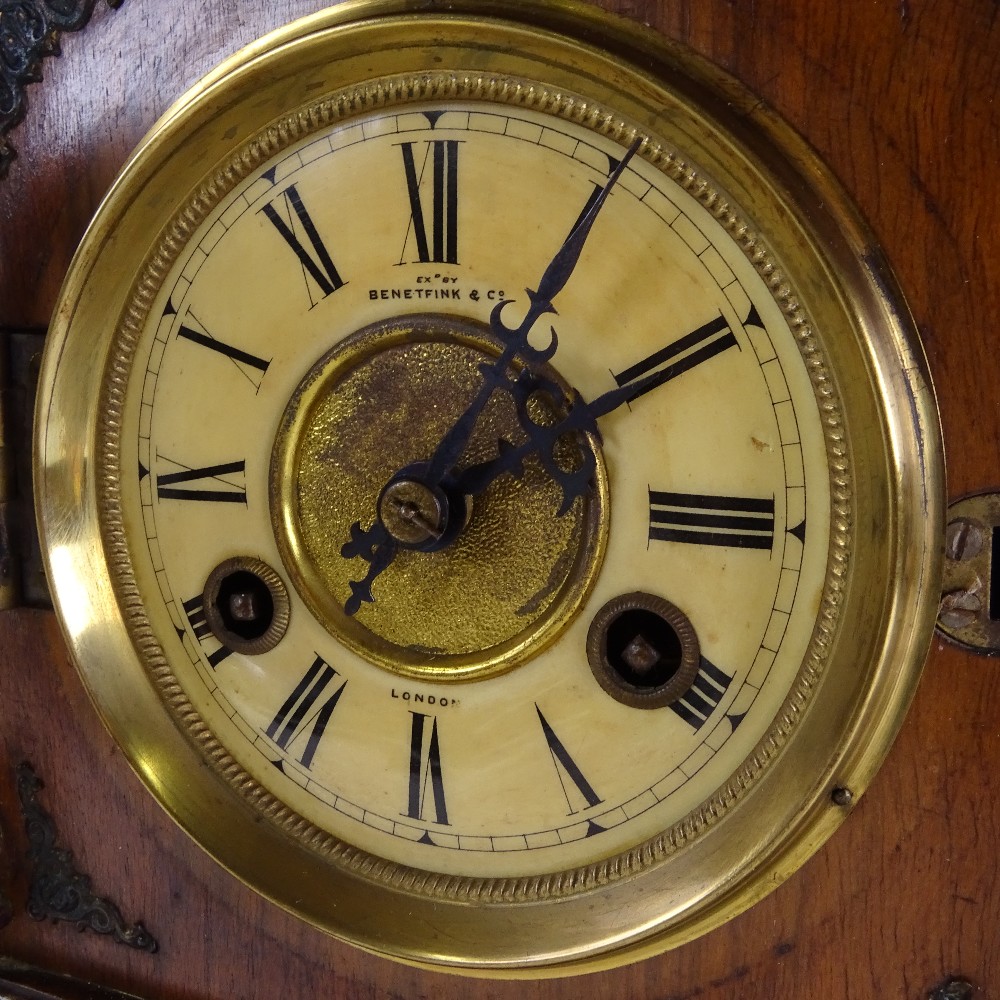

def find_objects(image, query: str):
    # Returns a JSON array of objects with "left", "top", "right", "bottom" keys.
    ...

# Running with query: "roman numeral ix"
[{"left": 156, "top": 459, "right": 246, "bottom": 504}]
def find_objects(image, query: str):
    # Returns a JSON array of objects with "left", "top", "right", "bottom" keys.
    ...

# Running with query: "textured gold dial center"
[{"left": 270, "top": 314, "right": 608, "bottom": 681}]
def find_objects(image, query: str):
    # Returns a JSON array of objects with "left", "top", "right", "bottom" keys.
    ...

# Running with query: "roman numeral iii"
[{"left": 649, "top": 490, "right": 775, "bottom": 550}]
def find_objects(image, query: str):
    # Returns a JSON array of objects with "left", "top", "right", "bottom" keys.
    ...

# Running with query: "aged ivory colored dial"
[
  {"left": 122, "top": 100, "right": 826, "bottom": 877},
  {"left": 37, "top": 1, "right": 943, "bottom": 973}
]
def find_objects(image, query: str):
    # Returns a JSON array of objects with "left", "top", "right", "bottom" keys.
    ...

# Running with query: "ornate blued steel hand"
[
  {"left": 453, "top": 363, "right": 670, "bottom": 510},
  {"left": 421, "top": 136, "right": 643, "bottom": 489},
  {"left": 341, "top": 137, "right": 643, "bottom": 615}
]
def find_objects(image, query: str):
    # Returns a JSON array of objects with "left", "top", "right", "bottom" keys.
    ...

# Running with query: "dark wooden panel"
[{"left": 0, "top": 1, "right": 997, "bottom": 997}]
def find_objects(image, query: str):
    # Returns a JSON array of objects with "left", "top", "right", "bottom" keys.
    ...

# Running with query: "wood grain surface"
[{"left": 0, "top": 1, "right": 997, "bottom": 997}]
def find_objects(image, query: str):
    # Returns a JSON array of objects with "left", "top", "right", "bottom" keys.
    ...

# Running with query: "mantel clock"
[{"left": 33, "top": 0, "right": 944, "bottom": 975}]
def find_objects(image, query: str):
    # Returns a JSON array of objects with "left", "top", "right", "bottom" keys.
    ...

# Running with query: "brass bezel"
[{"left": 35, "top": 0, "right": 944, "bottom": 976}]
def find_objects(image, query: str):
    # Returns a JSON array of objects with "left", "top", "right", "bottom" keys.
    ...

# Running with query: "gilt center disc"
[{"left": 270, "top": 314, "right": 608, "bottom": 681}]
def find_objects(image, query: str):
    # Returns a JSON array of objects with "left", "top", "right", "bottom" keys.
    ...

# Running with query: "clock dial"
[
  {"left": 118, "top": 99, "right": 827, "bottom": 878},
  {"left": 36, "top": 1, "right": 943, "bottom": 972}
]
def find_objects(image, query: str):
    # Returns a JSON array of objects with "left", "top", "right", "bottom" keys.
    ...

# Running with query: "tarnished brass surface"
[{"left": 34, "top": 0, "right": 944, "bottom": 976}]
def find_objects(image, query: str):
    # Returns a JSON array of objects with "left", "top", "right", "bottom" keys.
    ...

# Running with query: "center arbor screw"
[
  {"left": 378, "top": 479, "right": 447, "bottom": 546},
  {"left": 376, "top": 474, "right": 470, "bottom": 552}
]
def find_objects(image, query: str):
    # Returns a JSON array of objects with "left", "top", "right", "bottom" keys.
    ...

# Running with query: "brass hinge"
[{"left": 0, "top": 330, "right": 50, "bottom": 610}]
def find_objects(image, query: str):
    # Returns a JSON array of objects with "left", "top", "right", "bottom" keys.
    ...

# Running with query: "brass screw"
[
  {"left": 379, "top": 479, "right": 446, "bottom": 545},
  {"left": 831, "top": 786, "right": 853, "bottom": 808},
  {"left": 944, "top": 518, "right": 984, "bottom": 561}
]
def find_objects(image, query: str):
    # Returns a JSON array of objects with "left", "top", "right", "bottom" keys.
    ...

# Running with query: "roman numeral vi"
[{"left": 405, "top": 712, "right": 449, "bottom": 826}]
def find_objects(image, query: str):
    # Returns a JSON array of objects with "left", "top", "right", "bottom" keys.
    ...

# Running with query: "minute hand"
[{"left": 421, "top": 136, "right": 643, "bottom": 487}]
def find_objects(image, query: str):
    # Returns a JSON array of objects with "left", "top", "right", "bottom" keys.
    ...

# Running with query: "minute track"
[{"left": 125, "top": 95, "right": 823, "bottom": 884}]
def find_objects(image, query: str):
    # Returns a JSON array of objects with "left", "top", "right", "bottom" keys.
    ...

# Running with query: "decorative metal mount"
[
  {"left": 0, "top": 0, "right": 124, "bottom": 177},
  {"left": 17, "top": 762, "right": 157, "bottom": 953}
]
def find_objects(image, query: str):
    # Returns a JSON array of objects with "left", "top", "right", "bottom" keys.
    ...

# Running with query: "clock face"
[
  {"left": 118, "top": 97, "right": 829, "bottom": 879},
  {"left": 37, "top": 1, "right": 942, "bottom": 972}
]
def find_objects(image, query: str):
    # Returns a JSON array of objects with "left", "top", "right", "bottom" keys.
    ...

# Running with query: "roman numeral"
[
  {"left": 398, "top": 140, "right": 459, "bottom": 264},
  {"left": 649, "top": 490, "right": 775, "bottom": 550},
  {"left": 156, "top": 459, "right": 246, "bottom": 504},
  {"left": 260, "top": 184, "right": 345, "bottom": 303},
  {"left": 176, "top": 317, "right": 270, "bottom": 388},
  {"left": 265, "top": 655, "right": 346, "bottom": 771},
  {"left": 670, "top": 658, "right": 734, "bottom": 732},
  {"left": 405, "top": 712, "right": 449, "bottom": 825},
  {"left": 536, "top": 706, "right": 602, "bottom": 815},
  {"left": 181, "top": 594, "right": 231, "bottom": 668},
  {"left": 612, "top": 313, "right": 739, "bottom": 403}
]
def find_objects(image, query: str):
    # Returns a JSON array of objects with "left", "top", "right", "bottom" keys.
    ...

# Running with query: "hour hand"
[
  {"left": 454, "top": 359, "right": 673, "bottom": 510},
  {"left": 454, "top": 373, "right": 600, "bottom": 515},
  {"left": 341, "top": 521, "right": 398, "bottom": 616}
]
